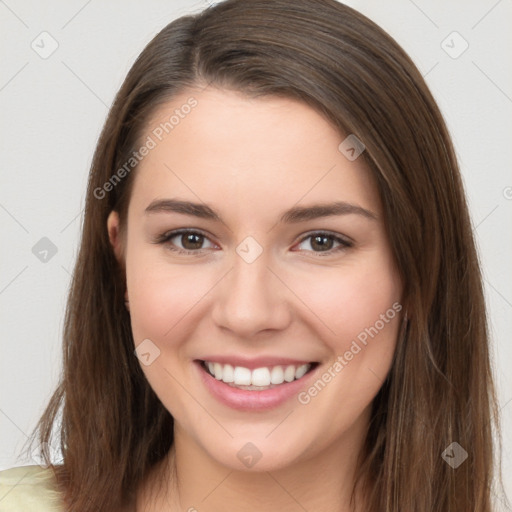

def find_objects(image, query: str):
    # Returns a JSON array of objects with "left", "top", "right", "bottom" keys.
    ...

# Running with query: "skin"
[{"left": 107, "top": 87, "right": 403, "bottom": 511}]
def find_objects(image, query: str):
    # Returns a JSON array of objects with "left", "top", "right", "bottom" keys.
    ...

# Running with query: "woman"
[{"left": 0, "top": 0, "right": 505, "bottom": 510}]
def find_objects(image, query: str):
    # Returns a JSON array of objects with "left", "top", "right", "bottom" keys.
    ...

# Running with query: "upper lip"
[{"left": 196, "top": 356, "right": 317, "bottom": 370}]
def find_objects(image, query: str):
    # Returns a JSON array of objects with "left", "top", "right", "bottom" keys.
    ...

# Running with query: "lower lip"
[{"left": 195, "top": 361, "right": 319, "bottom": 411}]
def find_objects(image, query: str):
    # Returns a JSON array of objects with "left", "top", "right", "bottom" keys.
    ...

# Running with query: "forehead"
[{"left": 129, "top": 87, "right": 380, "bottom": 222}]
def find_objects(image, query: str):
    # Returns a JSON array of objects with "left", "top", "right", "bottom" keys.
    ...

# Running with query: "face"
[{"left": 108, "top": 86, "right": 403, "bottom": 472}]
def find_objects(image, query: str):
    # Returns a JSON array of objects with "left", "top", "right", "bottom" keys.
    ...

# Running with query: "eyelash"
[{"left": 154, "top": 229, "right": 353, "bottom": 257}]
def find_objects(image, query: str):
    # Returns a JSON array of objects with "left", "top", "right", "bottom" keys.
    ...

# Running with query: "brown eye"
[
  {"left": 310, "top": 234, "right": 335, "bottom": 251},
  {"left": 294, "top": 232, "right": 352, "bottom": 255},
  {"left": 179, "top": 232, "right": 205, "bottom": 250},
  {"left": 156, "top": 229, "right": 216, "bottom": 254}
]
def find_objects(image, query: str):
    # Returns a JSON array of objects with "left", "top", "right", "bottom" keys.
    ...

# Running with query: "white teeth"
[
  {"left": 233, "top": 366, "right": 252, "bottom": 386},
  {"left": 284, "top": 365, "right": 296, "bottom": 382},
  {"left": 222, "top": 364, "right": 234, "bottom": 383},
  {"left": 270, "top": 366, "right": 284, "bottom": 385},
  {"left": 295, "top": 364, "right": 309, "bottom": 379},
  {"left": 251, "top": 367, "right": 271, "bottom": 386},
  {"left": 214, "top": 362, "right": 223, "bottom": 380},
  {"left": 204, "top": 361, "right": 312, "bottom": 387}
]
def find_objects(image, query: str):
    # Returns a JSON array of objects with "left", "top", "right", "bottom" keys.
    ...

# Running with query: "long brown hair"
[{"left": 23, "top": 0, "right": 505, "bottom": 510}]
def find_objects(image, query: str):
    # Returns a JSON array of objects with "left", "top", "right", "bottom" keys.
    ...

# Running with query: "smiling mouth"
[{"left": 199, "top": 360, "right": 319, "bottom": 390}]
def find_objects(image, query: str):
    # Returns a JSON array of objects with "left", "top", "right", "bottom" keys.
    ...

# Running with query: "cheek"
[
  {"left": 288, "top": 256, "right": 403, "bottom": 413},
  {"left": 292, "top": 262, "right": 402, "bottom": 427},
  {"left": 125, "top": 253, "right": 213, "bottom": 417},
  {"left": 289, "top": 259, "right": 401, "bottom": 351},
  {"left": 125, "top": 244, "right": 214, "bottom": 344},
  {"left": 131, "top": 280, "right": 205, "bottom": 350}
]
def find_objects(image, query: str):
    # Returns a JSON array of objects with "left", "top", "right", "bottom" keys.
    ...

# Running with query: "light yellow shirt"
[{"left": 0, "top": 465, "right": 65, "bottom": 511}]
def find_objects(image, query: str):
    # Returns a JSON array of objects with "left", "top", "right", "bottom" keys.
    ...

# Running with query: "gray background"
[{"left": 1, "top": 0, "right": 511, "bottom": 505}]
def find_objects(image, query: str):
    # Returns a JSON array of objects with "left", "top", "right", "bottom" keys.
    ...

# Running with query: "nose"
[{"left": 211, "top": 248, "right": 292, "bottom": 338}]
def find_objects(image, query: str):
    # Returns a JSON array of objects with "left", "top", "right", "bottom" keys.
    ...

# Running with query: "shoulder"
[{"left": 0, "top": 465, "right": 66, "bottom": 512}]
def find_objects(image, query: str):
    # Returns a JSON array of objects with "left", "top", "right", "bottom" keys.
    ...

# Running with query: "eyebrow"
[{"left": 145, "top": 198, "right": 377, "bottom": 223}]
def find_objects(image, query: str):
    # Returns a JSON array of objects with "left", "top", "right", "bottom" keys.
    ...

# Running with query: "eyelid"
[
  {"left": 154, "top": 228, "right": 218, "bottom": 253},
  {"left": 295, "top": 229, "right": 353, "bottom": 246},
  {"left": 292, "top": 230, "right": 353, "bottom": 255}
]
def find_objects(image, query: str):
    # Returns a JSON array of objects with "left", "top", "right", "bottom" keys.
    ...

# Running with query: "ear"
[{"left": 107, "top": 210, "right": 124, "bottom": 263}]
